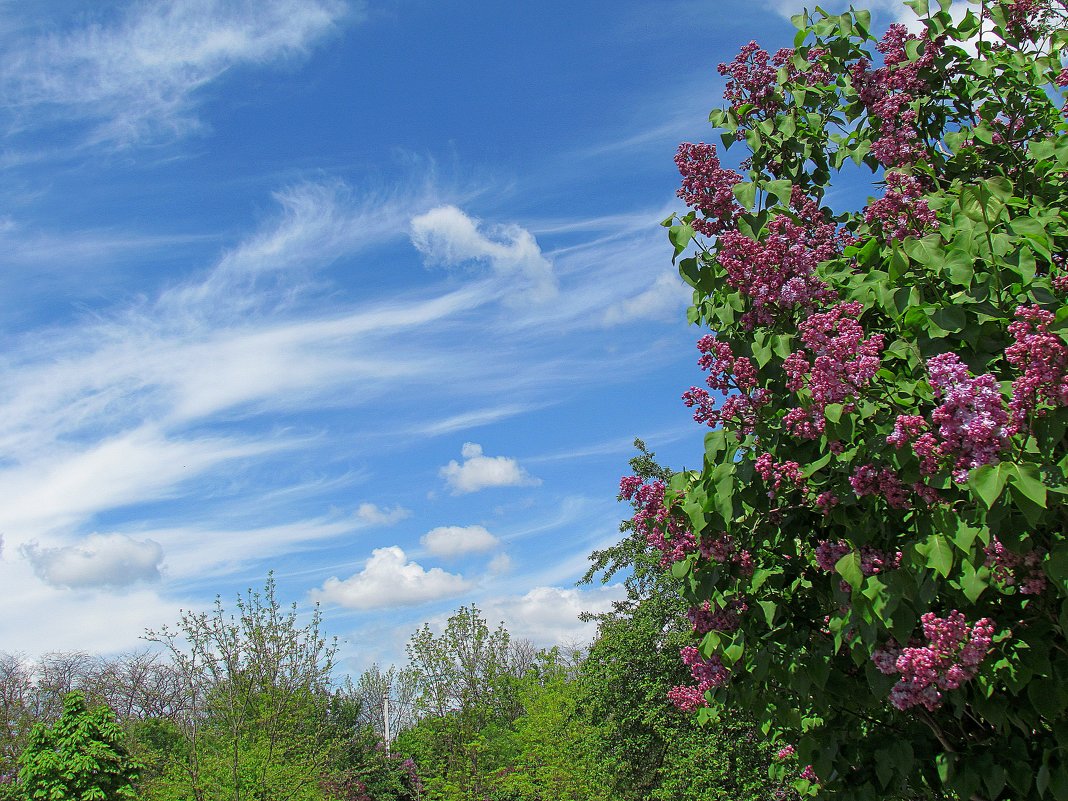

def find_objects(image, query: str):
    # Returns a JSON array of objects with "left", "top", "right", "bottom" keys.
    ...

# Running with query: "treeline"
[{"left": 0, "top": 448, "right": 787, "bottom": 801}]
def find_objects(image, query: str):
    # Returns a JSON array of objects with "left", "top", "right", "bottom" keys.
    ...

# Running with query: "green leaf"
[
  {"left": 1009, "top": 462, "right": 1047, "bottom": 508},
  {"left": 668, "top": 224, "right": 694, "bottom": 260},
  {"left": 969, "top": 463, "right": 1009, "bottom": 508},
  {"left": 902, "top": 234, "right": 944, "bottom": 268},
  {"left": 835, "top": 552, "right": 863, "bottom": 591},
  {"left": 758, "top": 600, "right": 778, "bottom": 627},
  {"left": 959, "top": 559, "right": 989, "bottom": 603},
  {"left": 733, "top": 181, "right": 757, "bottom": 209},
  {"left": 926, "top": 535, "right": 954, "bottom": 578}
]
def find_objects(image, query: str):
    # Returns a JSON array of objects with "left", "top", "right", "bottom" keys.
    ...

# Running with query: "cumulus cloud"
[
  {"left": 487, "top": 552, "right": 512, "bottom": 574},
  {"left": 313, "top": 546, "right": 470, "bottom": 609},
  {"left": 439, "top": 443, "right": 540, "bottom": 495},
  {"left": 602, "top": 271, "right": 692, "bottom": 325},
  {"left": 421, "top": 525, "right": 499, "bottom": 557},
  {"left": 22, "top": 533, "right": 163, "bottom": 589},
  {"left": 483, "top": 585, "right": 626, "bottom": 645},
  {"left": 357, "top": 503, "right": 412, "bottom": 526},
  {"left": 1, "top": 0, "right": 348, "bottom": 147},
  {"left": 410, "top": 205, "right": 558, "bottom": 302}
]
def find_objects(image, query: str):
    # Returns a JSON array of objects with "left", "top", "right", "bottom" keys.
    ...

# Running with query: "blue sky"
[{"left": 0, "top": 0, "right": 921, "bottom": 672}]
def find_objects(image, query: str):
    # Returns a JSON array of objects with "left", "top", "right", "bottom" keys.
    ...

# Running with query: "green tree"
[
  {"left": 18, "top": 691, "right": 140, "bottom": 801},
  {"left": 143, "top": 574, "right": 337, "bottom": 801},
  {"left": 649, "top": 0, "right": 1068, "bottom": 798}
]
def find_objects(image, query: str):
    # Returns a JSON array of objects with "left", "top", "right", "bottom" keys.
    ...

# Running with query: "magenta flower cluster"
[
  {"left": 755, "top": 452, "right": 805, "bottom": 499},
  {"left": 850, "top": 25, "right": 944, "bottom": 166},
  {"left": 864, "top": 171, "right": 938, "bottom": 241},
  {"left": 849, "top": 463, "right": 913, "bottom": 508},
  {"left": 699, "top": 532, "right": 754, "bottom": 575},
  {"left": 814, "top": 539, "right": 902, "bottom": 575},
  {"left": 872, "top": 611, "right": 996, "bottom": 711},
  {"left": 782, "top": 301, "right": 884, "bottom": 438},
  {"left": 675, "top": 142, "right": 744, "bottom": 236},
  {"left": 668, "top": 646, "right": 730, "bottom": 712},
  {"left": 683, "top": 335, "right": 768, "bottom": 433},
  {"left": 1005, "top": 305, "right": 1068, "bottom": 432},
  {"left": 688, "top": 598, "right": 749, "bottom": 634},
  {"left": 619, "top": 476, "right": 696, "bottom": 567},
  {"left": 984, "top": 537, "right": 1047, "bottom": 595},
  {"left": 717, "top": 42, "right": 787, "bottom": 116},
  {"left": 716, "top": 190, "right": 840, "bottom": 328},
  {"left": 888, "top": 353, "right": 1009, "bottom": 483}
]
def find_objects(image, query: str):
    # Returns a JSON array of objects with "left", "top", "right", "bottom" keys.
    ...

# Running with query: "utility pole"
[{"left": 383, "top": 694, "right": 391, "bottom": 756}]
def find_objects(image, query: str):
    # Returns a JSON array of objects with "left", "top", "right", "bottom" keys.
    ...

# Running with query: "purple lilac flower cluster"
[
  {"left": 1005, "top": 305, "right": 1068, "bottom": 432},
  {"left": 688, "top": 598, "right": 749, "bottom": 634},
  {"left": 815, "top": 539, "right": 902, "bottom": 591},
  {"left": 699, "top": 532, "right": 754, "bottom": 575},
  {"left": 675, "top": 142, "right": 744, "bottom": 236},
  {"left": 716, "top": 190, "right": 841, "bottom": 328},
  {"left": 984, "top": 537, "right": 1047, "bottom": 595},
  {"left": 717, "top": 42, "right": 788, "bottom": 116},
  {"left": 755, "top": 452, "right": 805, "bottom": 499},
  {"left": 849, "top": 463, "right": 912, "bottom": 508},
  {"left": 619, "top": 476, "right": 696, "bottom": 566},
  {"left": 872, "top": 611, "right": 996, "bottom": 711},
  {"left": 683, "top": 335, "right": 768, "bottom": 433},
  {"left": 863, "top": 171, "right": 938, "bottom": 241},
  {"left": 888, "top": 353, "right": 1009, "bottom": 483},
  {"left": 850, "top": 25, "right": 945, "bottom": 167},
  {"left": 782, "top": 301, "right": 885, "bottom": 438},
  {"left": 667, "top": 646, "right": 731, "bottom": 711}
]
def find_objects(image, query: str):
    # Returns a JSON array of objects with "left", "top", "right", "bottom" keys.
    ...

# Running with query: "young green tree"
[
  {"left": 143, "top": 574, "right": 337, "bottom": 801},
  {"left": 18, "top": 691, "right": 140, "bottom": 801},
  {"left": 645, "top": 1, "right": 1068, "bottom": 798}
]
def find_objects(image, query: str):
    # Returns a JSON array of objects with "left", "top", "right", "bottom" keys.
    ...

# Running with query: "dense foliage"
[
  {"left": 642, "top": 1, "right": 1068, "bottom": 799},
  {"left": 18, "top": 691, "right": 140, "bottom": 801}
]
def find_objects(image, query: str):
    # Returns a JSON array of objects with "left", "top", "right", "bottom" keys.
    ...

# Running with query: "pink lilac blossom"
[
  {"left": 872, "top": 612, "right": 996, "bottom": 710},
  {"left": 926, "top": 352, "right": 1010, "bottom": 482},
  {"left": 774, "top": 745, "right": 796, "bottom": 761},
  {"left": 849, "top": 27, "right": 945, "bottom": 167},
  {"left": 619, "top": 476, "right": 696, "bottom": 566},
  {"left": 850, "top": 464, "right": 910, "bottom": 509},
  {"left": 715, "top": 189, "right": 841, "bottom": 328},
  {"left": 668, "top": 646, "right": 730, "bottom": 711},
  {"left": 698, "top": 533, "right": 755, "bottom": 575},
  {"left": 718, "top": 42, "right": 783, "bottom": 115},
  {"left": 984, "top": 537, "right": 1047, "bottom": 595},
  {"left": 800, "top": 765, "right": 819, "bottom": 782},
  {"left": 864, "top": 172, "right": 938, "bottom": 241},
  {"left": 815, "top": 539, "right": 902, "bottom": 591},
  {"left": 815, "top": 490, "right": 839, "bottom": 515},
  {"left": 784, "top": 302, "right": 885, "bottom": 437},
  {"left": 755, "top": 452, "right": 805, "bottom": 498},
  {"left": 675, "top": 142, "right": 744, "bottom": 236},
  {"left": 688, "top": 598, "right": 749, "bottom": 634},
  {"left": 987, "top": 0, "right": 1052, "bottom": 40},
  {"left": 683, "top": 335, "right": 769, "bottom": 433},
  {"left": 1005, "top": 305, "right": 1068, "bottom": 433}
]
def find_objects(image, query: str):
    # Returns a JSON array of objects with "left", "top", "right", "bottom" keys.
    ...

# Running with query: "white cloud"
[
  {"left": 482, "top": 585, "right": 627, "bottom": 646},
  {"left": 22, "top": 533, "right": 163, "bottom": 589},
  {"left": 1, "top": 0, "right": 349, "bottom": 147},
  {"left": 602, "top": 270, "right": 692, "bottom": 325},
  {"left": 487, "top": 552, "right": 512, "bottom": 574},
  {"left": 313, "top": 546, "right": 471, "bottom": 609},
  {"left": 421, "top": 525, "right": 499, "bottom": 557},
  {"left": 410, "top": 205, "right": 558, "bottom": 302},
  {"left": 439, "top": 443, "right": 540, "bottom": 494},
  {"left": 357, "top": 503, "right": 412, "bottom": 526}
]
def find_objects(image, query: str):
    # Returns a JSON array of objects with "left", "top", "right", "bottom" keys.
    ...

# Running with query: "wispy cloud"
[
  {"left": 410, "top": 205, "right": 558, "bottom": 303},
  {"left": 1, "top": 0, "right": 350, "bottom": 148},
  {"left": 602, "top": 270, "right": 692, "bottom": 325}
]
